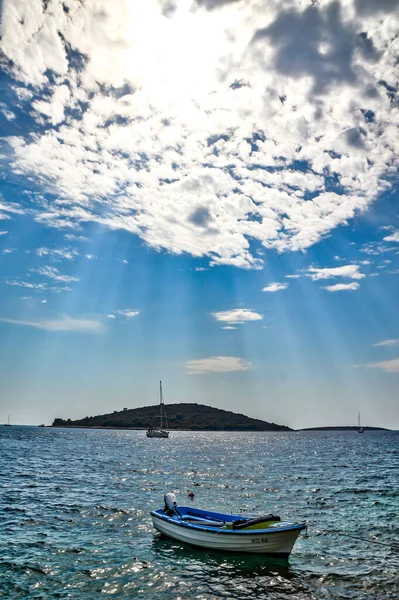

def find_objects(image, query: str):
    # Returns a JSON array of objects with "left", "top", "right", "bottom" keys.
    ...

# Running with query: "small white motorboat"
[{"left": 151, "top": 493, "right": 306, "bottom": 558}]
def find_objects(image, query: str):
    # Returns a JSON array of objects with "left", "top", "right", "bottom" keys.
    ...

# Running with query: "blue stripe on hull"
[{"left": 151, "top": 507, "right": 305, "bottom": 535}]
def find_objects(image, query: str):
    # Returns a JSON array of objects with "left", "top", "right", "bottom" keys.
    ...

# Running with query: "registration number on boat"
[{"left": 251, "top": 538, "right": 268, "bottom": 544}]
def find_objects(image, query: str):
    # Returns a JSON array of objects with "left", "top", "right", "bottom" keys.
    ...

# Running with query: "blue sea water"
[{"left": 0, "top": 427, "right": 398, "bottom": 599}]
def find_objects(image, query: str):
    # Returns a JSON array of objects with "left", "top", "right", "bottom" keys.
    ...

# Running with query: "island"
[
  {"left": 52, "top": 403, "right": 292, "bottom": 431},
  {"left": 298, "top": 426, "right": 389, "bottom": 431}
]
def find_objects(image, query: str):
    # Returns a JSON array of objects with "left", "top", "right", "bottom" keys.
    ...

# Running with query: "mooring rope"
[
  {"left": 334, "top": 532, "right": 399, "bottom": 551},
  {"left": 313, "top": 529, "right": 399, "bottom": 552}
]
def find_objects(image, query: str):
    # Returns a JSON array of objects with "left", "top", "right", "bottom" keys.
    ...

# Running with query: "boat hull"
[
  {"left": 146, "top": 430, "right": 169, "bottom": 438},
  {"left": 151, "top": 512, "right": 304, "bottom": 557}
]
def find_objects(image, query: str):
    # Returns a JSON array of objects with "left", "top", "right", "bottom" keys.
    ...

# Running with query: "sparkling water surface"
[{"left": 1, "top": 427, "right": 398, "bottom": 599}]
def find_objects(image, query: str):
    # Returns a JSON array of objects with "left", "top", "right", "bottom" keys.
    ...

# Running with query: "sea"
[{"left": 0, "top": 427, "right": 398, "bottom": 599}]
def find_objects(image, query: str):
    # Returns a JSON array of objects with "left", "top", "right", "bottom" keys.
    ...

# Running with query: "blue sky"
[{"left": 0, "top": 0, "right": 398, "bottom": 428}]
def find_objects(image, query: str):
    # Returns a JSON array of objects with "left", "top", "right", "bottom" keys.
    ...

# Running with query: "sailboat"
[
  {"left": 357, "top": 412, "right": 364, "bottom": 434},
  {"left": 4, "top": 415, "right": 11, "bottom": 427},
  {"left": 146, "top": 381, "right": 169, "bottom": 438}
]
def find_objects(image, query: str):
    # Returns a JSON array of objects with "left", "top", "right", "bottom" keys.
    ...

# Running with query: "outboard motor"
[{"left": 164, "top": 492, "right": 179, "bottom": 516}]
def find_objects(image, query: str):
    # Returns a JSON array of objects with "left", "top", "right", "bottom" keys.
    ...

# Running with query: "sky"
[{"left": 0, "top": 0, "right": 398, "bottom": 429}]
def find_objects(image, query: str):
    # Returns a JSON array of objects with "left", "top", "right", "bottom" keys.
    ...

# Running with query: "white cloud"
[
  {"left": 64, "top": 234, "right": 89, "bottom": 242},
  {"left": 367, "top": 359, "right": 399, "bottom": 373},
  {"left": 324, "top": 282, "right": 360, "bottom": 292},
  {"left": 384, "top": 231, "right": 399, "bottom": 243},
  {"left": 212, "top": 308, "right": 263, "bottom": 323},
  {"left": 262, "top": 282, "right": 288, "bottom": 292},
  {"left": 0, "top": 200, "right": 24, "bottom": 217},
  {"left": 115, "top": 309, "right": 140, "bottom": 318},
  {"left": 0, "top": 316, "right": 103, "bottom": 333},
  {"left": 373, "top": 339, "right": 399, "bottom": 347},
  {"left": 1, "top": 1, "right": 399, "bottom": 267},
  {"left": 0, "top": 231, "right": 8, "bottom": 235},
  {"left": 32, "top": 85, "right": 70, "bottom": 125},
  {"left": 222, "top": 326, "right": 237, "bottom": 330},
  {"left": 285, "top": 274, "right": 300, "bottom": 279},
  {"left": 107, "top": 309, "right": 139, "bottom": 319},
  {"left": 36, "top": 247, "right": 79, "bottom": 261},
  {"left": 6, "top": 279, "right": 72, "bottom": 293},
  {"left": 307, "top": 265, "right": 365, "bottom": 281},
  {"left": 0, "top": 102, "right": 16, "bottom": 121},
  {"left": 377, "top": 259, "right": 392, "bottom": 270},
  {"left": 186, "top": 356, "right": 252, "bottom": 374},
  {"left": 360, "top": 242, "right": 391, "bottom": 256},
  {"left": 36, "top": 266, "right": 79, "bottom": 283}
]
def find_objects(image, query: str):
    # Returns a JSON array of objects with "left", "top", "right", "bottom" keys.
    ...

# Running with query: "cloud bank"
[{"left": 1, "top": 1, "right": 399, "bottom": 268}]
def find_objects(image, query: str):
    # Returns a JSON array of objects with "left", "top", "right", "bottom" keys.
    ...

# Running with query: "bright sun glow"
[{"left": 106, "top": 1, "right": 234, "bottom": 109}]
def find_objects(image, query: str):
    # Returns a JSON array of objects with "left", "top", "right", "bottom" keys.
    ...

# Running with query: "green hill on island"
[{"left": 52, "top": 403, "right": 292, "bottom": 432}]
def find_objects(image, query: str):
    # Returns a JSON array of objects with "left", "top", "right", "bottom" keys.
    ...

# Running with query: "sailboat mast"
[
  {"left": 164, "top": 386, "right": 168, "bottom": 430},
  {"left": 160, "top": 381, "right": 163, "bottom": 429}
]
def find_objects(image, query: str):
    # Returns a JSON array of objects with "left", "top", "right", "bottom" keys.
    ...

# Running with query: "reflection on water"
[
  {"left": 152, "top": 534, "right": 294, "bottom": 578},
  {"left": 0, "top": 427, "right": 398, "bottom": 599},
  {"left": 151, "top": 535, "right": 309, "bottom": 599}
]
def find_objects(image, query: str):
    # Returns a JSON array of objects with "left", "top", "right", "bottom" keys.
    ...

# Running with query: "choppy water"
[{"left": 0, "top": 427, "right": 398, "bottom": 599}]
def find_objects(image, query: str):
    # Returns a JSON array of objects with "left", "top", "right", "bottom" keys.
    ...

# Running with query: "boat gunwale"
[{"left": 150, "top": 509, "right": 306, "bottom": 535}]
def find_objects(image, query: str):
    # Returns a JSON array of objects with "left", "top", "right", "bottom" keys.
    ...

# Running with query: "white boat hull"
[
  {"left": 151, "top": 514, "right": 302, "bottom": 556},
  {"left": 146, "top": 430, "right": 169, "bottom": 438}
]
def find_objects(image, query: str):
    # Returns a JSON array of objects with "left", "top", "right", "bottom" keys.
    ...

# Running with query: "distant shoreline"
[
  {"left": 298, "top": 426, "right": 389, "bottom": 431},
  {"left": 48, "top": 424, "right": 391, "bottom": 432},
  {"left": 47, "top": 403, "right": 393, "bottom": 432}
]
